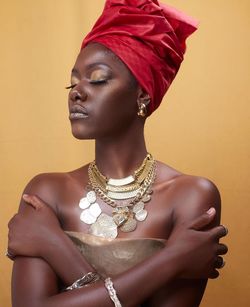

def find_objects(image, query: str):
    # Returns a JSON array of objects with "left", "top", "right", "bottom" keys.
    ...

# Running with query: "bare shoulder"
[
  {"left": 21, "top": 165, "right": 88, "bottom": 211},
  {"left": 171, "top": 174, "right": 220, "bottom": 201},
  {"left": 156, "top": 161, "right": 221, "bottom": 225}
]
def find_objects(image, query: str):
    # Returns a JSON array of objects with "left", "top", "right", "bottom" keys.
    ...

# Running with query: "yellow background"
[{"left": 0, "top": 0, "right": 249, "bottom": 306}]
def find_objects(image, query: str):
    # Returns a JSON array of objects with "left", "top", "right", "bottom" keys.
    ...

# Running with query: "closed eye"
[
  {"left": 65, "top": 79, "right": 107, "bottom": 89},
  {"left": 89, "top": 79, "right": 108, "bottom": 85}
]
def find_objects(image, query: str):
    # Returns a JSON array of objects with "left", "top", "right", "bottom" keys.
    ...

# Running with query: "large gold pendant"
[
  {"left": 89, "top": 213, "right": 118, "bottom": 239},
  {"left": 112, "top": 206, "right": 130, "bottom": 226},
  {"left": 120, "top": 216, "right": 137, "bottom": 232}
]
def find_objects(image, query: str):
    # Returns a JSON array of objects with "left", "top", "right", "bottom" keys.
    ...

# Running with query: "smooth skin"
[{"left": 8, "top": 43, "right": 228, "bottom": 307}]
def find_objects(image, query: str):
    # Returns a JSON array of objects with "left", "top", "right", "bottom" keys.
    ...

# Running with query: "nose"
[
  {"left": 69, "top": 87, "right": 87, "bottom": 102},
  {"left": 71, "top": 90, "right": 82, "bottom": 101}
]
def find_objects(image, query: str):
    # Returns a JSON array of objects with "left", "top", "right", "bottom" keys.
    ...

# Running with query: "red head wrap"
[{"left": 81, "top": 0, "right": 198, "bottom": 115}]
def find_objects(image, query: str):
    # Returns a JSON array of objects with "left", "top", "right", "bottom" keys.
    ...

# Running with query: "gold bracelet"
[
  {"left": 104, "top": 277, "right": 122, "bottom": 307},
  {"left": 65, "top": 272, "right": 101, "bottom": 291}
]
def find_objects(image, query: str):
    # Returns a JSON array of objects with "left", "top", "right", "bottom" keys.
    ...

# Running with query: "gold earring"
[{"left": 137, "top": 103, "right": 147, "bottom": 117}]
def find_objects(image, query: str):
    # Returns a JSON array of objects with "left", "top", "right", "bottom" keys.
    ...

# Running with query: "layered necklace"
[{"left": 78, "top": 153, "right": 156, "bottom": 239}]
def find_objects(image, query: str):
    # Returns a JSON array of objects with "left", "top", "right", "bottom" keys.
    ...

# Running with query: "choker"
[{"left": 78, "top": 154, "right": 156, "bottom": 239}]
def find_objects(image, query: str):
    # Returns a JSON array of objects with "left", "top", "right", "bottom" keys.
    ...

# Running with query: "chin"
[{"left": 71, "top": 126, "right": 95, "bottom": 140}]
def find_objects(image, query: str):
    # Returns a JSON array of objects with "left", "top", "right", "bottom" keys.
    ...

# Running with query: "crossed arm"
[{"left": 8, "top": 175, "right": 227, "bottom": 307}]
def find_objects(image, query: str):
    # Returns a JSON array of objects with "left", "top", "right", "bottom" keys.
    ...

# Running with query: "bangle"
[
  {"left": 65, "top": 272, "right": 101, "bottom": 291},
  {"left": 104, "top": 277, "right": 122, "bottom": 307}
]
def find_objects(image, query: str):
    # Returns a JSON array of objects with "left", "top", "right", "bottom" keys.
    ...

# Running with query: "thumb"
[
  {"left": 190, "top": 207, "right": 216, "bottom": 230},
  {"left": 22, "top": 194, "right": 43, "bottom": 210}
]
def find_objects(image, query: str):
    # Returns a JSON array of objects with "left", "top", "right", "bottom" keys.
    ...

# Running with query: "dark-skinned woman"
[{"left": 8, "top": 1, "right": 228, "bottom": 306}]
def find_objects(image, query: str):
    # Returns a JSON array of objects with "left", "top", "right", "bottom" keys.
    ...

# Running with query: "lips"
[{"left": 69, "top": 105, "right": 88, "bottom": 120}]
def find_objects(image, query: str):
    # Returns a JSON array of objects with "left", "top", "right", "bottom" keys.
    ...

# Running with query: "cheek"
[{"left": 93, "top": 86, "right": 138, "bottom": 126}]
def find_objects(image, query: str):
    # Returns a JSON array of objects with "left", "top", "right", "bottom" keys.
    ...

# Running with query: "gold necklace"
[
  {"left": 78, "top": 154, "right": 156, "bottom": 239},
  {"left": 90, "top": 154, "right": 154, "bottom": 198},
  {"left": 93, "top": 154, "right": 151, "bottom": 184}
]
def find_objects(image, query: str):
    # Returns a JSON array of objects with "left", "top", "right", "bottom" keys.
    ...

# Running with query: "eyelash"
[
  {"left": 65, "top": 79, "right": 107, "bottom": 89},
  {"left": 89, "top": 79, "right": 108, "bottom": 85},
  {"left": 65, "top": 84, "right": 76, "bottom": 90}
]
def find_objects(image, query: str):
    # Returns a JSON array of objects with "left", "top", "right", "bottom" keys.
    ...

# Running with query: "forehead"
[{"left": 73, "top": 43, "right": 130, "bottom": 75}]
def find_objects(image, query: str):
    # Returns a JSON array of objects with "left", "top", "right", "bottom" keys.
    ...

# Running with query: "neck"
[{"left": 95, "top": 125, "right": 147, "bottom": 179}]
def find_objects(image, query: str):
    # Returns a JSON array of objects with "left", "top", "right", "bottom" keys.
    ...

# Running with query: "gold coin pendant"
[{"left": 120, "top": 217, "right": 137, "bottom": 232}]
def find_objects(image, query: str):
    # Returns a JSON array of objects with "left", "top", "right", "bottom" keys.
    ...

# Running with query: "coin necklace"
[{"left": 78, "top": 154, "right": 156, "bottom": 239}]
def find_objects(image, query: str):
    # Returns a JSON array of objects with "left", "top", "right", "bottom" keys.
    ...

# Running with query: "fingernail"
[
  {"left": 207, "top": 207, "right": 215, "bottom": 215},
  {"left": 23, "top": 194, "right": 29, "bottom": 199},
  {"left": 221, "top": 225, "right": 228, "bottom": 235}
]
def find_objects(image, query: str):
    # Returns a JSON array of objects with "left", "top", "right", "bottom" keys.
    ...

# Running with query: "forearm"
[
  {"left": 13, "top": 246, "right": 180, "bottom": 307},
  {"left": 45, "top": 248, "right": 178, "bottom": 307},
  {"left": 44, "top": 230, "right": 93, "bottom": 285}
]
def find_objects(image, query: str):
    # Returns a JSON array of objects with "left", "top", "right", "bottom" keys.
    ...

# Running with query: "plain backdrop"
[{"left": 0, "top": 1, "right": 249, "bottom": 306}]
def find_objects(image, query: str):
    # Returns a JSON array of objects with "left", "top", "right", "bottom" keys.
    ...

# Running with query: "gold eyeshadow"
[{"left": 89, "top": 69, "right": 109, "bottom": 81}]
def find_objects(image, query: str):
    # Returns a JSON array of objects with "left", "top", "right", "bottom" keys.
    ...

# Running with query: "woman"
[{"left": 8, "top": 1, "right": 228, "bottom": 306}]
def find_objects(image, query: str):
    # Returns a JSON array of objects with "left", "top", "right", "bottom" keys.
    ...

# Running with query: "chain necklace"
[{"left": 78, "top": 154, "right": 156, "bottom": 239}]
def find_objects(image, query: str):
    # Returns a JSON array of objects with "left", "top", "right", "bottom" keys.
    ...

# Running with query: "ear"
[{"left": 137, "top": 87, "right": 151, "bottom": 109}]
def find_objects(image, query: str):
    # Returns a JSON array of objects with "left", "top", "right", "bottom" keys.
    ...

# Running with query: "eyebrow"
[{"left": 71, "top": 62, "right": 112, "bottom": 75}]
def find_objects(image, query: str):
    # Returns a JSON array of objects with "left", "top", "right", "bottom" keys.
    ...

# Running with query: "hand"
[
  {"left": 167, "top": 208, "right": 228, "bottom": 279},
  {"left": 8, "top": 194, "right": 63, "bottom": 259}
]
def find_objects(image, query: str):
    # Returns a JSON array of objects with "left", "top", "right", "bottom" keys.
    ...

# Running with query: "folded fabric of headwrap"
[{"left": 82, "top": 0, "right": 198, "bottom": 115}]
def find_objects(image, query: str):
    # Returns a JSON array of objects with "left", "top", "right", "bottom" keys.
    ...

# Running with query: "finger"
[
  {"left": 22, "top": 194, "right": 42, "bottom": 210},
  {"left": 209, "top": 269, "right": 220, "bottom": 279},
  {"left": 190, "top": 207, "right": 216, "bottom": 230},
  {"left": 214, "top": 256, "right": 225, "bottom": 269},
  {"left": 211, "top": 225, "right": 228, "bottom": 239},
  {"left": 216, "top": 243, "right": 228, "bottom": 255},
  {"left": 221, "top": 225, "right": 228, "bottom": 236}
]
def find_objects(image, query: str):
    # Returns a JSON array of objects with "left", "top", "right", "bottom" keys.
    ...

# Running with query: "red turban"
[{"left": 81, "top": 0, "right": 198, "bottom": 115}]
